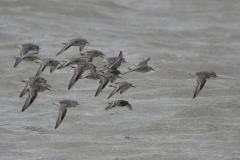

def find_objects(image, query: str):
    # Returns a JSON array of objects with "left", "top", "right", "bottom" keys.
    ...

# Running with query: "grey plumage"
[
  {"left": 53, "top": 100, "right": 79, "bottom": 129},
  {"left": 17, "top": 43, "right": 40, "bottom": 56},
  {"left": 14, "top": 53, "right": 41, "bottom": 68},
  {"left": 57, "top": 57, "right": 86, "bottom": 69},
  {"left": 35, "top": 59, "right": 59, "bottom": 76},
  {"left": 68, "top": 62, "right": 97, "bottom": 90},
  {"left": 22, "top": 83, "right": 51, "bottom": 112},
  {"left": 56, "top": 38, "right": 89, "bottom": 56},
  {"left": 80, "top": 50, "right": 105, "bottom": 62},
  {"left": 20, "top": 76, "right": 50, "bottom": 98},
  {"left": 105, "top": 100, "right": 132, "bottom": 111},
  {"left": 124, "top": 57, "right": 155, "bottom": 74},
  {"left": 108, "top": 81, "right": 135, "bottom": 99},
  {"left": 189, "top": 71, "right": 218, "bottom": 99}
]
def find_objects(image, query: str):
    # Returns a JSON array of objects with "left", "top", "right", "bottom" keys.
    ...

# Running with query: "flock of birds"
[
  {"left": 13, "top": 38, "right": 217, "bottom": 129},
  {"left": 14, "top": 38, "right": 155, "bottom": 129}
]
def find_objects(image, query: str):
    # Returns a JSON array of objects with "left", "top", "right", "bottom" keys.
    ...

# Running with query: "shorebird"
[
  {"left": 107, "top": 81, "right": 135, "bottom": 99},
  {"left": 21, "top": 83, "right": 51, "bottom": 112},
  {"left": 105, "top": 100, "right": 132, "bottom": 111},
  {"left": 35, "top": 59, "right": 59, "bottom": 76},
  {"left": 94, "top": 70, "right": 122, "bottom": 97},
  {"left": 68, "top": 62, "right": 97, "bottom": 90},
  {"left": 56, "top": 38, "right": 89, "bottom": 56},
  {"left": 20, "top": 76, "right": 51, "bottom": 98},
  {"left": 189, "top": 71, "right": 218, "bottom": 99},
  {"left": 53, "top": 100, "right": 79, "bottom": 129},
  {"left": 123, "top": 57, "right": 155, "bottom": 74}
]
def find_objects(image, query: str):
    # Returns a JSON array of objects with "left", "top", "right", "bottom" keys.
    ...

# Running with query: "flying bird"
[
  {"left": 53, "top": 100, "right": 79, "bottom": 129},
  {"left": 107, "top": 81, "right": 135, "bottom": 99},
  {"left": 105, "top": 100, "right": 132, "bottom": 111},
  {"left": 68, "top": 62, "right": 97, "bottom": 90},
  {"left": 189, "top": 71, "right": 218, "bottom": 99},
  {"left": 56, "top": 38, "right": 89, "bottom": 56},
  {"left": 22, "top": 83, "right": 51, "bottom": 112},
  {"left": 35, "top": 59, "right": 59, "bottom": 76},
  {"left": 124, "top": 57, "right": 155, "bottom": 74},
  {"left": 20, "top": 76, "right": 51, "bottom": 98}
]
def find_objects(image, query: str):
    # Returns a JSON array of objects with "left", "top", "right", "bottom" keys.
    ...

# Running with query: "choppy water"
[{"left": 1, "top": 0, "right": 240, "bottom": 159}]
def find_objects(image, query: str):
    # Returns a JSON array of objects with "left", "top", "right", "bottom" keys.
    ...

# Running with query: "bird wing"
[
  {"left": 138, "top": 57, "right": 150, "bottom": 66},
  {"left": 109, "top": 51, "right": 123, "bottom": 70},
  {"left": 36, "top": 60, "right": 48, "bottom": 76},
  {"left": 56, "top": 41, "right": 73, "bottom": 56},
  {"left": 79, "top": 43, "right": 86, "bottom": 51},
  {"left": 50, "top": 65, "right": 58, "bottom": 73},
  {"left": 55, "top": 104, "right": 68, "bottom": 129},
  {"left": 95, "top": 76, "right": 109, "bottom": 97},
  {"left": 19, "top": 85, "right": 29, "bottom": 98},
  {"left": 126, "top": 104, "right": 133, "bottom": 111},
  {"left": 89, "top": 66, "right": 97, "bottom": 79},
  {"left": 105, "top": 101, "right": 116, "bottom": 110},
  {"left": 193, "top": 76, "right": 206, "bottom": 99},
  {"left": 107, "top": 85, "right": 121, "bottom": 99},
  {"left": 22, "top": 87, "right": 38, "bottom": 112},
  {"left": 14, "top": 57, "right": 22, "bottom": 68},
  {"left": 68, "top": 65, "right": 84, "bottom": 90},
  {"left": 20, "top": 46, "right": 28, "bottom": 56}
]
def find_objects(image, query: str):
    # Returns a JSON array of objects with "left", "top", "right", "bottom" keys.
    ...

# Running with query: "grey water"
[{"left": 1, "top": 0, "right": 240, "bottom": 159}]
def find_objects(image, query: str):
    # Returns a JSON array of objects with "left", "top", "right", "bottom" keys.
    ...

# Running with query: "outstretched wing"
[
  {"left": 55, "top": 104, "right": 68, "bottom": 129},
  {"left": 109, "top": 51, "right": 123, "bottom": 70},
  {"left": 105, "top": 101, "right": 116, "bottom": 110},
  {"left": 95, "top": 76, "right": 109, "bottom": 97},
  {"left": 56, "top": 41, "right": 73, "bottom": 56},
  {"left": 193, "top": 76, "right": 206, "bottom": 99},
  {"left": 68, "top": 65, "right": 84, "bottom": 90},
  {"left": 22, "top": 88, "right": 38, "bottom": 112}
]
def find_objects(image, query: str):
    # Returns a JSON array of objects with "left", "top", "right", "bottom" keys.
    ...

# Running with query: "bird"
[
  {"left": 57, "top": 57, "right": 86, "bottom": 69},
  {"left": 105, "top": 100, "right": 132, "bottom": 111},
  {"left": 189, "top": 71, "right": 218, "bottom": 99},
  {"left": 22, "top": 83, "right": 51, "bottom": 112},
  {"left": 107, "top": 81, "right": 135, "bottom": 99},
  {"left": 94, "top": 70, "right": 122, "bottom": 97},
  {"left": 123, "top": 57, "right": 155, "bottom": 74},
  {"left": 20, "top": 76, "right": 51, "bottom": 98},
  {"left": 17, "top": 43, "right": 40, "bottom": 56},
  {"left": 14, "top": 53, "right": 41, "bottom": 68},
  {"left": 102, "top": 54, "right": 126, "bottom": 67},
  {"left": 80, "top": 50, "right": 105, "bottom": 62},
  {"left": 68, "top": 62, "right": 97, "bottom": 90},
  {"left": 56, "top": 38, "right": 89, "bottom": 56},
  {"left": 35, "top": 59, "right": 59, "bottom": 76},
  {"left": 52, "top": 100, "right": 79, "bottom": 129}
]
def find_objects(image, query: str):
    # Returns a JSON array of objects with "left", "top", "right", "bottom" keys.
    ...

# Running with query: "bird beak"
[
  {"left": 132, "top": 85, "right": 136, "bottom": 88},
  {"left": 47, "top": 88, "right": 51, "bottom": 91},
  {"left": 86, "top": 41, "right": 90, "bottom": 44},
  {"left": 151, "top": 68, "right": 155, "bottom": 71},
  {"left": 77, "top": 103, "right": 80, "bottom": 105}
]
